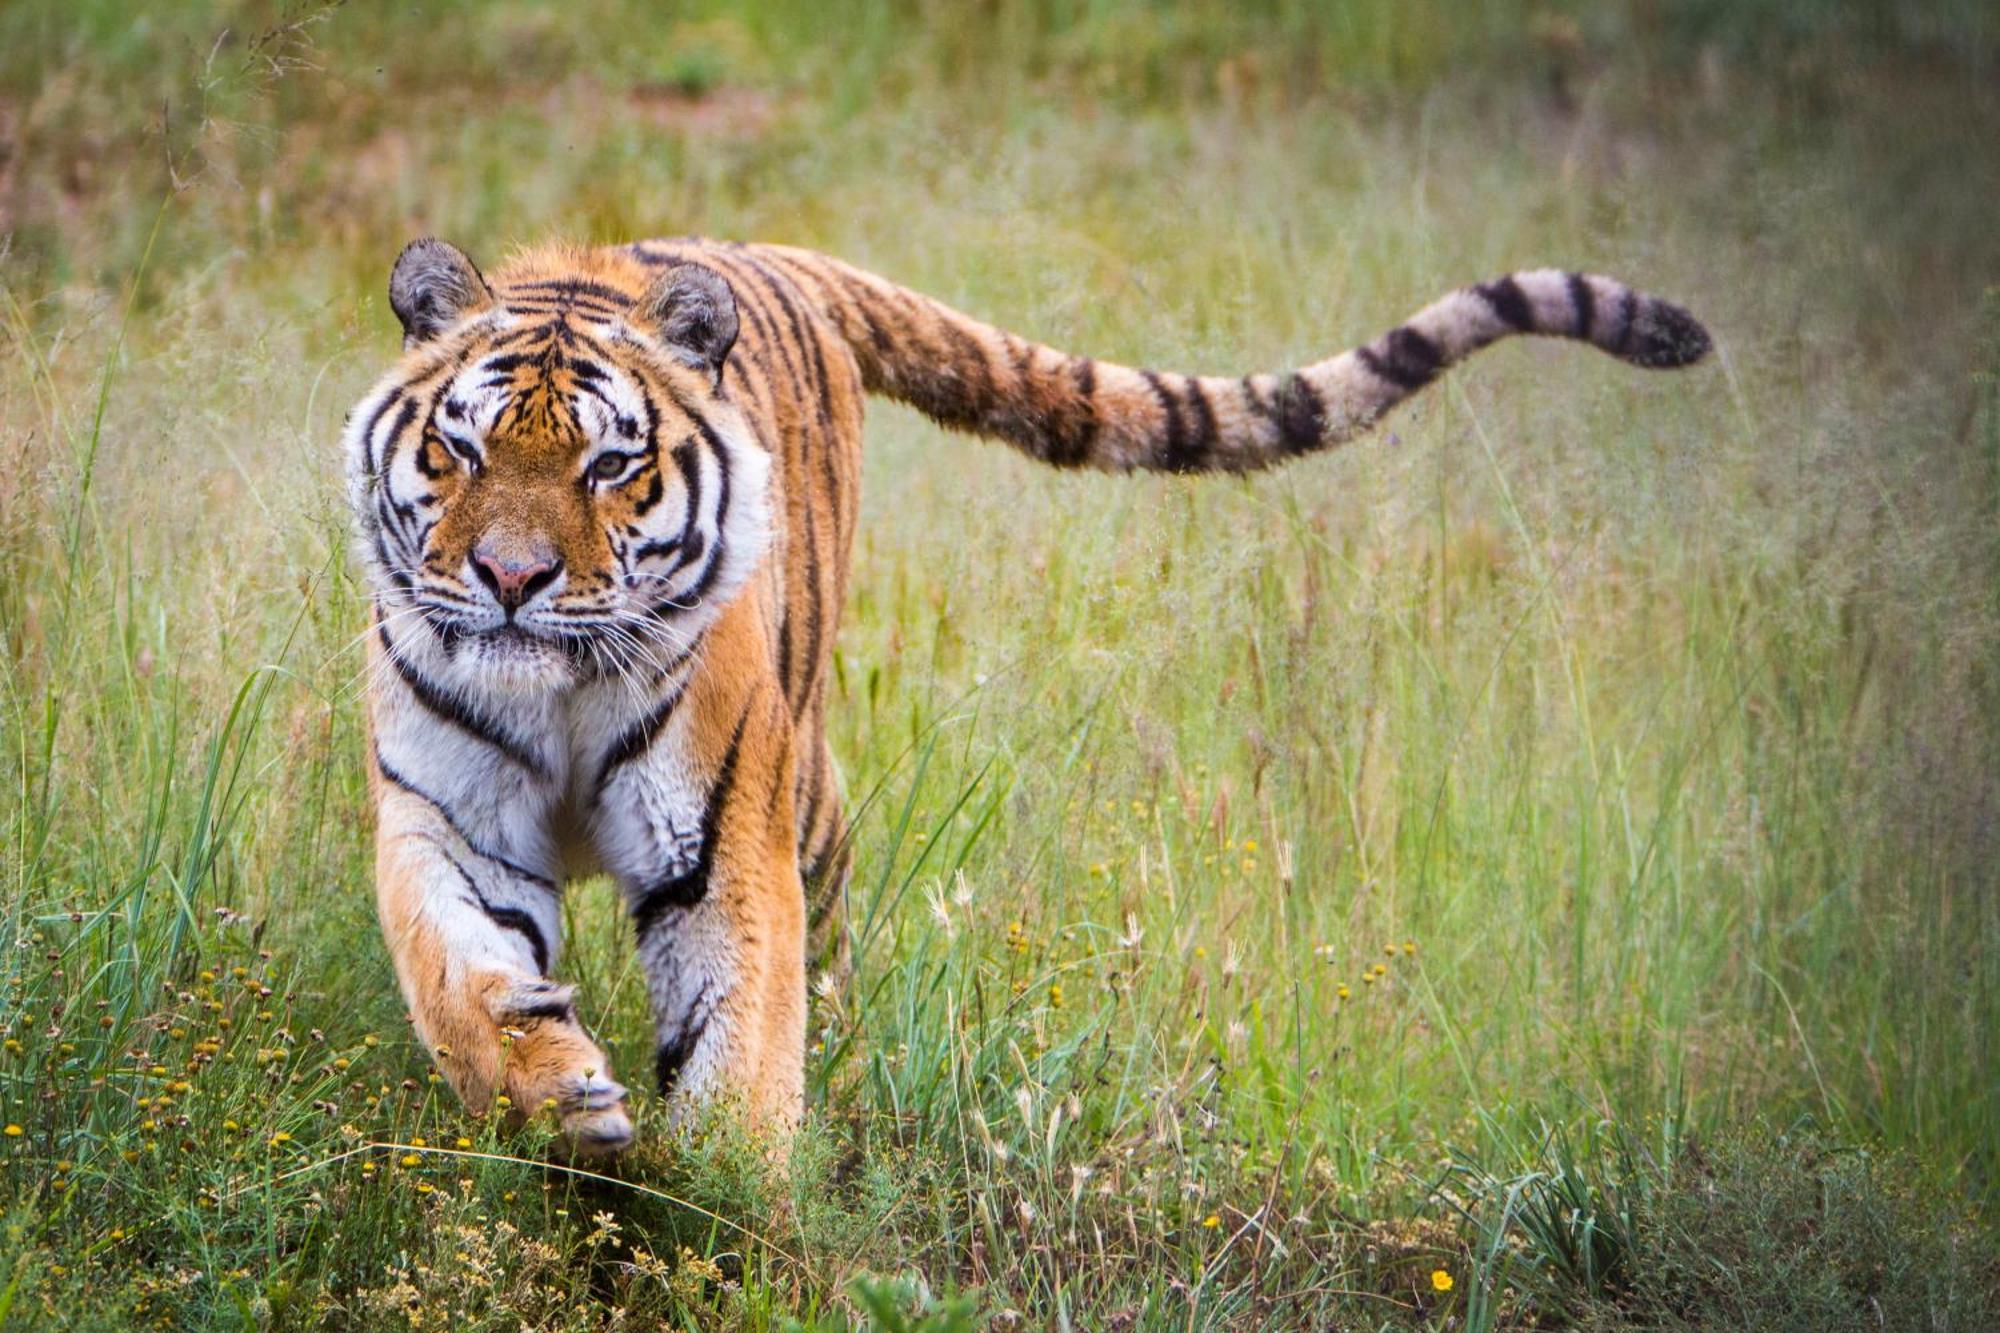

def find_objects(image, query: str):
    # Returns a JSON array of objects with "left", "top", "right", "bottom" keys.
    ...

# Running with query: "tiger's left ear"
[
  {"left": 636, "top": 263, "right": 738, "bottom": 388},
  {"left": 389, "top": 239, "right": 493, "bottom": 346}
]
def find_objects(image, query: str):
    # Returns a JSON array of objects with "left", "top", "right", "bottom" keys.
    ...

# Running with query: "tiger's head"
[{"left": 343, "top": 239, "right": 770, "bottom": 694}]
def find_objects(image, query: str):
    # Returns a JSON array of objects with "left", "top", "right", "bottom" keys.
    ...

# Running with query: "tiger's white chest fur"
[{"left": 371, "top": 617, "right": 722, "bottom": 894}]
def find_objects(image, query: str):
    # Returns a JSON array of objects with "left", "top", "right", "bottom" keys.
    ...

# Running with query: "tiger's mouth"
[{"left": 427, "top": 614, "right": 589, "bottom": 662}]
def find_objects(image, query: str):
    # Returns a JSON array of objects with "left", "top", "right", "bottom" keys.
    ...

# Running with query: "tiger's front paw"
[{"left": 553, "top": 1068, "right": 633, "bottom": 1160}]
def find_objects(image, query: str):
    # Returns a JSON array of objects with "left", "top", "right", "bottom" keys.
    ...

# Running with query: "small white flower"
[{"left": 925, "top": 882, "right": 954, "bottom": 938}]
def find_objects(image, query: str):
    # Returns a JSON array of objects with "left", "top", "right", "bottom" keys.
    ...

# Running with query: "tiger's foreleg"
[
  {"left": 617, "top": 685, "right": 807, "bottom": 1134},
  {"left": 371, "top": 780, "right": 635, "bottom": 1157}
]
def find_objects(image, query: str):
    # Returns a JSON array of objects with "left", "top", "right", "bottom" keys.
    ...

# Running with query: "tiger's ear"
[
  {"left": 388, "top": 239, "right": 493, "bottom": 346},
  {"left": 636, "top": 262, "right": 738, "bottom": 388}
]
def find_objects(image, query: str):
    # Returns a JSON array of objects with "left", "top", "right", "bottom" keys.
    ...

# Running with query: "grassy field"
[{"left": 3, "top": 1, "right": 2000, "bottom": 1327}]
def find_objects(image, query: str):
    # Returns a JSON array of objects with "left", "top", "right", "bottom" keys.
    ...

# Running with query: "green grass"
[{"left": 3, "top": 1, "right": 1999, "bottom": 1326}]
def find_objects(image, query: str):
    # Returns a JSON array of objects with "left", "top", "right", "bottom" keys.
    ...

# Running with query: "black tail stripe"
[
  {"left": 1047, "top": 356, "right": 1097, "bottom": 467},
  {"left": 1612, "top": 288, "right": 1640, "bottom": 356},
  {"left": 1357, "top": 338, "right": 1433, "bottom": 392},
  {"left": 1140, "top": 370, "right": 1192, "bottom": 470},
  {"left": 1383, "top": 327, "right": 1443, "bottom": 388},
  {"left": 1476, "top": 276, "right": 1534, "bottom": 331},
  {"left": 1182, "top": 379, "right": 1219, "bottom": 466},
  {"left": 1276, "top": 373, "right": 1325, "bottom": 452},
  {"left": 1566, "top": 272, "right": 1595, "bottom": 340}
]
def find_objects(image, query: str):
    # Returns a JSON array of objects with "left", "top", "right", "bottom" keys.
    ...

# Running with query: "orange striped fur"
[{"left": 344, "top": 236, "right": 1708, "bottom": 1154}]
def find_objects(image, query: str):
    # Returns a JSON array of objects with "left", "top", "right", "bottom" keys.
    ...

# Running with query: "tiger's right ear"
[{"left": 388, "top": 239, "right": 493, "bottom": 346}]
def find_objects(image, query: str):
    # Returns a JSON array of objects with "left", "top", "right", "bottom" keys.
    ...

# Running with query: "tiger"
[{"left": 342, "top": 235, "right": 1709, "bottom": 1156}]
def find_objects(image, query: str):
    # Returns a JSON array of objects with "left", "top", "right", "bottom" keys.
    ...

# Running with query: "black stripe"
[
  {"left": 360, "top": 386, "right": 408, "bottom": 478},
  {"left": 506, "top": 278, "right": 635, "bottom": 305},
  {"left": 372, "top": 750, "right": 559, "bottom": 891},
  {"left": 1051, "top": 356, "right": 1098, "bottom": 467},
  {"left": 1182, "top": 379, "right": 1219, "bottom": 467},
  {"left": 1276, "top": 373, "right": 1326, "bottom": 452},
  {"left": 592, "top": 674, "right": 692, "bottom": 800},
  {"left": 676, "top": 417, "right": 735, "bottom": 605},
  {"left": 630, "top": 464, "right": 665, "bottom": 516},
  {"left": 506, "top": 993, "right": 575, "bottom": 1023},
  {"left": 629, "top": 698, "right": 754, "bottom": 935},
  {"left": 1476, "top": 276, "right": 1534, "bottom": 331},
  {"left": 669, "top": 439, "right": 703, "bottom": 553},
  {"left": 373, "top": 398, "right": 423, "bottom": 551},
  {"left": 1356, "top": 325, "right": 1444, "bottom": 392},
  {"left": 1567, "top": 272, "right": 1595, "bottom": 340},
  {"left": 775, "top": 614, "right": 795, "bottom": 706},
  {"left": 1141, "top": 370, "right": 1193, "bottom": 471},
  {"left": 793, "top": 549, "right": 826, "bottom": 713},
  {"left": 1612, "top": 288, "right": 1640, "bottom": 356},
  {"left": 733, "top": 254, "right": 839, "bottom": 435},
  {"left": 481, "top": 904, "right": 550, "bottom": 975},
  {"left": 933, "top": 315, "right": 997, "bottom": 432},
  {"left": 379, "top": 622, "right": 549, "bottom": 779},
  {"left": 419, "top": 835, "right": 552, "bottom": 976},
  {"left": 654, "top": 988, "right": 715, "bottom": 1093}
]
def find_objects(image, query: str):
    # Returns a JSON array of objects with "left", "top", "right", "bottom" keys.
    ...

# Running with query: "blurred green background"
[{"left": 2, "top": 1, "right": 1998, "bottom": 1327}]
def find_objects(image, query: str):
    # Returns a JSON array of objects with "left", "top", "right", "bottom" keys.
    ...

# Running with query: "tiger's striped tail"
[{"left": 775, "top": 249, "right": 1710, "bottom": 474}]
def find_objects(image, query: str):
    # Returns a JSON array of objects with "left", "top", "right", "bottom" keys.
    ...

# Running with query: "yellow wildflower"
[
  {"left": 2, "top": 1124, "right": 20, "bottom": 1137},
  {"left": 1201, "top": 1214, "right": 1221, "bottom": 1230},
  {"left": 1431, "top": 1269, "right": 1454, "bottom": 1292}
]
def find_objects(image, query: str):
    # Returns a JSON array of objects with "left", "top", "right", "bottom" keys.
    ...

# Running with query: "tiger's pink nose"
[{"left": 471, "top": 542, "right": 561, "bottom": 610}]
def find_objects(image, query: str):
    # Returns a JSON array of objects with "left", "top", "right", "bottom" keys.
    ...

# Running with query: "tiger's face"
[{"left": 344, "top": 240, "right": 770, "bottom": 694}]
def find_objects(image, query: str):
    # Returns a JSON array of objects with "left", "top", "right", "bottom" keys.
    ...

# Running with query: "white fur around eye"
[
  {"left": 436, "top": 365, "right": 513, "bottom": 464},
  {"left": 572, "top": 364, "right": 653, "bottom": 451}
]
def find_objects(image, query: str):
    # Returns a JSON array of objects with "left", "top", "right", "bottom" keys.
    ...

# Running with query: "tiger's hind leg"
[
  {"left": 800, "top": 738, "right": 853, "bottom": 986},
  {"left": 373, "top": 782, "right": 634, "bottom": 1158}
]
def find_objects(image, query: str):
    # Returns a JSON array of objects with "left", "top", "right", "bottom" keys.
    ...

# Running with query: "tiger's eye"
[{"left": 592, "top": 452, "right": 629, "bottom": 481}]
